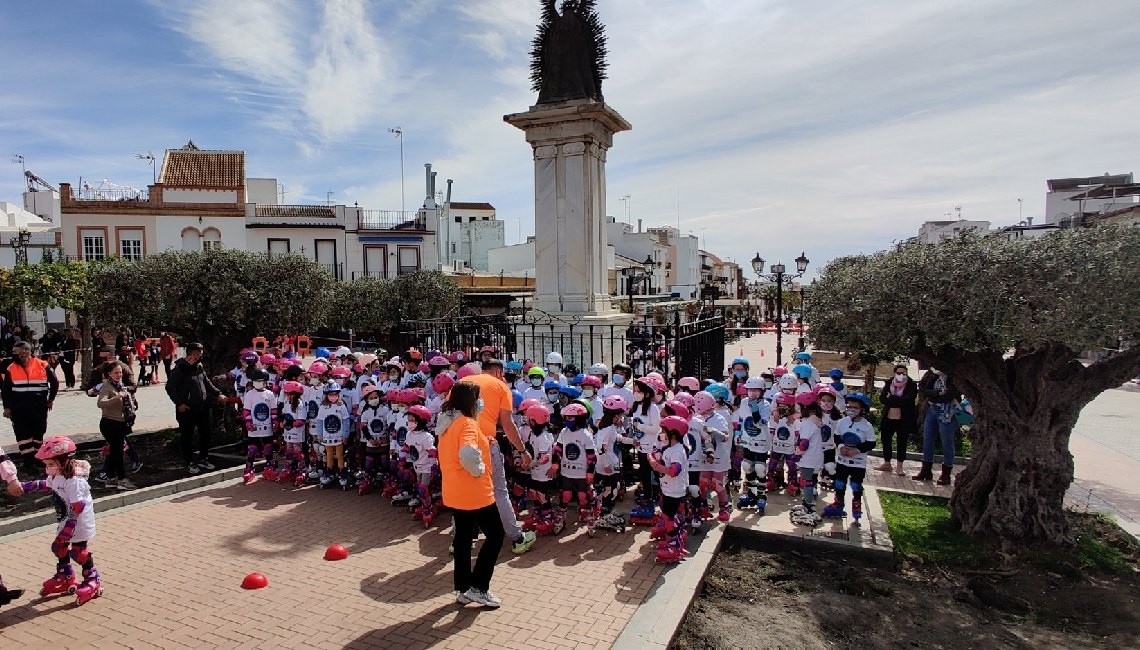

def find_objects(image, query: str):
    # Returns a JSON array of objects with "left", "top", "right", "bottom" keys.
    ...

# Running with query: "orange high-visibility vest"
[{"left": 8, "top": 359, "right": 50, "bottom": 394}]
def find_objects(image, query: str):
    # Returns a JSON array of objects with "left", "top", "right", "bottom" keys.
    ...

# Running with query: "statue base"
[{"left": 512, "top": 309, "right": 634, "bottom": 371}]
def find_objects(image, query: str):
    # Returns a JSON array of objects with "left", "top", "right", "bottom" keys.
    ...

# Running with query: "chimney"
[
  {"left": 445, "top": 179, "right": 453, "bottom": 204},
  {"left": 637, "top": 218, "right": 642, "bottom": 233},
  {"left": 1026, "top": 216, "right": 1033, "bottom": 226},
  {"left": 431, "top": 172, "right": 437, "bottom": 199},
  {"left": 424, "top": 164, "right": 432, "bottom": 200}
]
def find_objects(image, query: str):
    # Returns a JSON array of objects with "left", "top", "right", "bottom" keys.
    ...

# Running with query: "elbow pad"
[
  {"left": 459, "top": 445, "right": 485, "bottom": 477},
  {"left": 797, "top": 439, "right": 810, "bottom": 454}
]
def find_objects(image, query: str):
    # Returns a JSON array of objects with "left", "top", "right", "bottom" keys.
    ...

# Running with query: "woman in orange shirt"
[{"left": 437, "top": 382, "right": 506, "bottom": 608}]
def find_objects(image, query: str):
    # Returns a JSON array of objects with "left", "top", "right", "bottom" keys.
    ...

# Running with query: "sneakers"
[
  {"left": 197, "top": 458, "right": 216, "bottom": 471},
  {"left": 460, "top": 588, "right": 502, "bottom": 608},
  {"left": 129, "top": 460, "right": 144, "bottom": 474},
  {"left": 95, "top": 472, "right": 108, "bottom": 484},
  {"left": 187, "top": 463, "right": 201, "bottom": 476},
  {"left": 511, "top": 531, "right": 537, "bottom": 555},
  {"left": 114, "top": 478, "right": 138, "bottom": 491},
  {"left": 455, "top": 589, "right": 472, "bottom": 604}
]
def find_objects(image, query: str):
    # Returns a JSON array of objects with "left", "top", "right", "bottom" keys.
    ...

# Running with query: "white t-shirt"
[
  {"left": 659, "top": 443, "right": 690, "bottom": 498},
  {"left": 529, "top": 430, "right": 556, "bottom": 483},
  {"left": 556, "top": 427, "right": 596, "bottom": 479},
  {"left": 280, "top": 400, "right": 309, "bottom": 444},
  {"left": 243, "top": 389, "right": 276, "bottom": 438},
  {"left": 405, "top": 429, "right": 437, "bottom": 474},
  {"left": 313, "top": 402, "right": 350, "bottom": 446},
  {"left": 390, "top": 411, "right": 409, "bottom": 458},
  {"left": 701, "top": 412, "right": 732, "bottom": 472},
  {"left": 770, "top": 416, "right": 798, "bottom": 455},
  {"left": 302, "top": 385, "right": 323, "bottom": 425},
  {"left": 797, "top": 418, "right": 824, "bottom": 470},
  {"left": 685, "top": 417, "right": 706, "bottom": 471},
  {"left": 820, "top": 412, "right": 837, "bottom": 451},
  {"left": 835, "top": 417, "right": 876, "bottom": 469},
  {"left": 48, "top": 474, "right": 96, "bottom": 543},
  {"left": 629, "top": 403, "right": 662, "bottom": 454},
  {"left": 599, "top": 384, "right": 633, "bottom": 408},
  {"left": 359, "top": 404, "right": 389, "bottom": 449},
  {"left": 594, "top": 425, "right": 620, "bottom": 475},
  {"left": 736, "top": 402, "right": 771, "bottom": 454}
]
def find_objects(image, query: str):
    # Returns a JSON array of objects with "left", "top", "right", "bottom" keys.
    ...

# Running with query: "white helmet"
[
  {"left": 334, "top": 346, "right": 352, "bottom": 358},
  {"left": 546, "top": 352, "right": 563, "bottom": 365},
  {"left": 744, "top": 376, "right": 765, "bottom": 390},
  {"left": 588, "top": 362, "right": 609, "bottom": 376},
  {"left": 778, "top": 374, "right": 798, "bottom": 390}
]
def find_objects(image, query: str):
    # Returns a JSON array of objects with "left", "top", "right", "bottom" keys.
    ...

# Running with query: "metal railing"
[
  {"left": 71, "top": 188, "right": 148, "bottom": 202},
  {"left": 358, "top": 210, "right": 425, "bottom": 231},
  {"left": 319, "top": 263, "right": 344, "bottom": 280}
]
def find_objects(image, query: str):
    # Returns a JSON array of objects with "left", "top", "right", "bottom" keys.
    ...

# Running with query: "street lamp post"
[
  {"left": 751, "top": 251, "right": 809, "bottom": 366},
  {"left": 9, "top": 229, "right": 31, "bottom": 265},
  {"left": 622, "top": 254, "right": 658, "bottom": 315},
  {"left": 388, "top": 127, "right": 405, "bottom": 214}
]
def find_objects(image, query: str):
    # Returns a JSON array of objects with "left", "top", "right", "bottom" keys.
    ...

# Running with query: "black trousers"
[
  {"left": 162, "top": 357, "right": 172, "bottom": 378},
  {"left": 60, "top": 360, "right": 76, "bottom": 388},
  {"left": 99, "top": 417, "right": 129, "bottom": 480},
  {"left": 452, "top": 504, "right": 505, "bottom": 593},
  {"left": 176, "top": 407, "right": 213, "bottom": 463},
  {"left": 12, "top": 404, "right": 49, "bottom": 468},
  {"left": 879, "top": 417, "right": 914, "bottom": 462}
]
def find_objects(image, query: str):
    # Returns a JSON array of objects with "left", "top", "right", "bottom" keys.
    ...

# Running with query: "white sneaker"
[
  {"left": 464, "top": 588, "right": 501, "bottom": 608},
  {"left": 456, "top": 590, "right": 473, "bottom": 604}
]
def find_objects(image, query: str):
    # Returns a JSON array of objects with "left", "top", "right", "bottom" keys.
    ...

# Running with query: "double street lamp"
[
  {"left": 9, "top": 229, "right": 30, "bottom": 266},
  {"left": 622, "top": 254, "right": 658, "bottom": 315},
  {"left": 750, "top": 251, "right": 809, "bottom": 365}
]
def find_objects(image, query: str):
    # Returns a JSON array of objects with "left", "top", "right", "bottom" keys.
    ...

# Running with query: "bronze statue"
[{"left": 530, "top": 0, "right": 608, "bottom": 105}]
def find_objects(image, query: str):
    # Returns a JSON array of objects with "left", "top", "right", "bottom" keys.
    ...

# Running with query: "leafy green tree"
[
  {"left": 6, "top": 258, "right": 96, "bottom": 384},
  {"left": 805, "top": 225, "right": 1140, "bottom": 546},
  {"left": 393, "top": 271, "right": 462, "bottom": 321},
  {"left": 88, "top": 250, "right": 333, "bottom": 374},
  {"left": 327, "top": 276, "right": 399, "bottom": 336}
]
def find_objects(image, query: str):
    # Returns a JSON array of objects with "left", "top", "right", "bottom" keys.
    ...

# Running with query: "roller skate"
[
  {"left": 821, "top": 499, "right": 846, "bottom": 519},
  {"left": 262, "top": 467, "right": 279, "bottom": 482},
  {"left": 593, "top": 512, "right": 627, "bottom": 533},
  {"left": 785, "top": 479, "right": 799, "bottom": 497},
  {"left": 277, "top": 468, "right": 294, "bottom": 485},
  {"left": 412, "top": 505, "right": 424, "bottom": 521},
  {"left": 534, "top": 509, "right": 564, "bottom": 536},
  {"left": 655, "top": 536, "right": 687, "bottom": 564},
  {"left": 851, "top": 497, "right": 863, "bottom": 525},
  {"left": 319, "top": 471, "right": 334, "bottom": 489},
  {"left": 74, "top": 579, "right": 102, "bottom": 606},
  {"left": 357, "top": 477, "right": 373, "bottom": 495},
  {"left": 242, "top": 470, "right": 255, "bottom": 485},
  {"left": 765, "top": 476, "right": 777, "bottom": 493},
  {"left": 422, "top": 505, "right": 437, "bottom": 528},
  {"left": 294, "top": 469, "right": 308, "bottom": 488},
  {"left": 628, "top": 500, "right": 658, "bottom": 526},
  {"left": 307, "top": 467, "right": 322, "bottom": 481},
  {"left": 790, "top": 504, "right": 822, "bottom": 527},
  {"left": 717, "top": 503, "right": 732, "bottom": 523},
  {"left": 649, "top": 515, "right": 673, "bottom": 540},
  {"left": 40, "top": 569, "right": 76, "bottom": 597},
  {"left": 338, "top": 474, "right": 349, "bottom": 490},
  {"left": 391, "top": 490, "right": 414, "bottom": 507},
  {"left": 616, "top": 484, "right": 626, "bottom": 502},
  {"left": 737, "top": 483, "right": 763, "bottom": 509},
  {"left": 381, "top": 479, "right": 399, "bottom": 498}
]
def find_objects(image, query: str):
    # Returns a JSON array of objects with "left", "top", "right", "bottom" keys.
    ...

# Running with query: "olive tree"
[{"left": 805, "top": 225, "right": 1140, "bottom": 545}]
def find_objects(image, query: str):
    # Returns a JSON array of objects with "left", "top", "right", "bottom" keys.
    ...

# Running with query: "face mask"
[
  {"left": 549, "top": 364, "right": 561, "bottom": 374},
  {"left": 613, "top": 375, "right": 626, "bottom": 387},
  {"left": 252, "top": 380, "right": 266, "bottom": 391},
  {"left": 475, "top": 399, "right": 484, "bottom": 415},
  {"left": 846, "top": 407, "right": 860, "bottom": 419},
  {"left": 632, "top": 391, "right": 644, "bottom": 402},
  {"left": 367, "top": 397, "right": 380, "bottom": 407},
  {"left": 309, "top": 377, "right": 322, "bottom": 387},
  {"left": 747, "top": 390, "right": 762, "bottom": 401},
  {"left": 763, "top": 380, "right": 773, "bottom": 389},
  {"left": 895, "top": 373, "right": 907, "bottom": 381},
  {"left": 582, "top": 388, "right": 595, "bottom": 399},
  {"left": 548, "top": 393, "right": 560, "bottom": 403},
  {"left": 394, "top": 404, "right": 407, "bottom": 413},
  {"left": 531, "top": 378, "right": 543, "bottom": 387},
  {"left": 389, "top": 373, "right": 399, "bottom": 381},
  {"left": 734, "top": 370, "right": 746, "bottom": 379},
  {"left": 567, "top": 417, "right": 582, "bottom": 431}
]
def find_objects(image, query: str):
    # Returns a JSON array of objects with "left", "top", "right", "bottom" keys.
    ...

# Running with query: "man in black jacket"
[{"left": 165, "top": 342, "right": 224, "bottom": 474}]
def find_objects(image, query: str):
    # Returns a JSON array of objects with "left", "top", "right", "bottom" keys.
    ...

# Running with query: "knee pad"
[
  {"left": 824, "top": 461, "right": 836, "bottom": 474},
  {"left": 698, "top": 478, "right": 710, "bottom": 493},
  {"left": 756, "top": 463, "right": 768, "bottom": 479},
  {"left": 739, "top": 459, "right": 751, "bottom": 476},
  {"left": 561, "top": 490, "right": 572, "bottom": 504},
  {"left": 850, "top": 480, "right": 862, "bottom": 495},
  {"left": 799, "top": 475, "right": 815, "bottom": 489},
  {"left": 51, "top": 539, "right": 69, "bottom": 558},
  {"left": 247, "top": 444, "right": 259, "bottom": 457},
  {"left": 833, "top": 479, "right": 847, "bottom": 491},
  {"left": 577, "top": 492, "right": 589, "bottom": 506},
  {"left": 688, "top": 484, "right": 701, "bottom": 498},
  {"left": 69, "top": 545, "right": 90, "bottom": 566}
]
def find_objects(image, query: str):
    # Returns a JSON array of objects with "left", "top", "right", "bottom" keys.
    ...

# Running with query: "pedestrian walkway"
[{"left": 0, "top": 480, "right": 664, "bottom": 649}]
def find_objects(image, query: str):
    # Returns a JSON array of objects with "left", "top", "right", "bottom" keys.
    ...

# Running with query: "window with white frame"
[
  {"left": 118, "top": 230, "right": 144, "bottom": 261},
  {"left": 202, "top": 228, "right": 223, "bottom": 251},
  {"left": 81, "top": 230, "right": 106, "bottom": 260},
  {"left": 397, "top": 245, "right": 420, "bottom": 276}
]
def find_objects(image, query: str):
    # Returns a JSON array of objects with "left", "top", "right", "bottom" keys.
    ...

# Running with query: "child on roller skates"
[
  {"left": 523, "top": 404, "right": 562, "bottom": 535},
  {"left": 404, "top": 405, "right": 439, "bottom": 525},
  {"left": 313, "top": 381, "right": 351, "bottom": 489},
  {"left": 242, "top": 369, "right": 278, "bottom": 484},
  {"left": 693, "top": 389, "right": 733, "bottom": 523},
  {"left": 277, "top": 380, "right": 309, "bottom": 486},
  {"left": 669, "top": 398, "right": 704, "bottom": 533},
  {"left": 735, "top": 376, "right": 771, "bottom": 512},
  {"left": 16, "top": 437, "right": 104, "bottom": 605},
  {"left": 768, "top": 393, "right": 799, "bottom": 495},
  {"left": 648, "top": 417, "right": 691, "bottom": 564},
  {"left": 388, "top": 390, "right": 416, "bottom": 503},
  {"left": 553, "top": 402, "right": 599, "bottom": 533},
  {"left": 823, "top": 393, "right": 876, "bottom": 524},
  {"left": 790, "top": 392, "right": 824, "bottom": 527},
  {"left": 629, "top": 377, "right": 662, "bottom": 502},
  {"left": 593, "top": 396, "right": 628, "bottom": 532},
  {"left": 356, "top": 384, "right": 390, "bottom": 494},
  {"left": 814, "top": 385, "right": 842, "bottom": 488}
]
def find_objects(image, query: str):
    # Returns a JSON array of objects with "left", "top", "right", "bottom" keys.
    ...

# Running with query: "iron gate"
[{"left": 672, "top": 314, "right": 725, "bottom": 381}]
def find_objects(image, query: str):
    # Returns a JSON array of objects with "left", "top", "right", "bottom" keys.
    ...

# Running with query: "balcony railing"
[
  {"left": 358, "top": 210, "right": 425, "bottom": 231},
  {"left": 319, "top": 263, "right": 345, "bottom": 280},
  {"left": 71, "top": 188, "right": 148, "bottom": 202}
]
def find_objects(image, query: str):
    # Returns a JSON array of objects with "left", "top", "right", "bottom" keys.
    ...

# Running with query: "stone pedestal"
[{"left": 505, "top": 99, "right": 632, "bottom": 316}]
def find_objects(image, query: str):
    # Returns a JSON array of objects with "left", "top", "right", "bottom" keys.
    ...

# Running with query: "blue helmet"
[
  {"left": 828, "top": 368, "right": 844, "bottom": 380},
  {"left": 315, "top": 347, "right": 331, "bottom": 360},
  {"left": 845, "top": 392, "right": 871, "bottom": 410},
  {"left": 792, "top": 364, "right": 813, "bottom": 380},
  {"left": 570, "top": 373, "right": 585, "bottom": 387},
  {"left": 505, "top": 361, "right": 523, "bottom": 372},
  {"left": 731, "top": 356, "right": 750, "bottom": 369},
  {"left": 706, "top": 383, "right": 731, "bottom": 402},
  {"left": 511, "top": 389, "right": 523, "bottom": 411},
  {"left": 544, "top": 380, "right": 562, "bottom": 392},
  {"left": 794, "top": 351, "right": 813, "bottom": 362},
  {"left": 559, "top": 385, "right": 582, "bottom": 400},
  {"left": 323, "top": 380, "right": 342, "bottom": 394}
]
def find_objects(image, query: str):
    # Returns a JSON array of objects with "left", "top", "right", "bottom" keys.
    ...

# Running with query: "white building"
[
  {"left": 647, "top": 225, "right": 700, "bottom": 298},
  {"left": 605, "top": 219, "right": 670, "bottom": 296},
  {"left": 993, "top": 218, "right": 1061, "bottom": 241},
  {"left": 915, "top": 219, "right": 991, "bottom": 244},
  {"left": 440, "top": 200, "right": 505, "bottom": 272},
  {"left": 1045, "top": 173, "right": 1136, "bottom": 226}
]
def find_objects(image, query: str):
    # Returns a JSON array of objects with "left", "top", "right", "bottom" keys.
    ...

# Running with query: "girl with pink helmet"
[
  {"left": 592, "top": 395, "right": 629, "bottom": 531},
  {"left": 277, "top": 380, "right": 309, "bottom": 487},
  {"left": 692, "top": 391, "right": 733, "bottom": 524}
]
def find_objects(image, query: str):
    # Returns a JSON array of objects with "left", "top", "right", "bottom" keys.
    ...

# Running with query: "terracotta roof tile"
[
  {"left": 449, "top": 201, "right": 495, "bottom": 211},
  {"left": 159, "top": 148, "right": 245, "bottom": 187}
]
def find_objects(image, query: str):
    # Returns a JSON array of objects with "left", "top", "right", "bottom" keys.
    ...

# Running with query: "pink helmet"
[
  {"left": 448, "top": 351, "right": 465, "bottom": 363},
  {"left": 647, "top": 371, "right": 665, "bottom": 384},
  {"left": 693, "top": 390, "right": 716, "bottom": 414},
  {"left": 795, "top": 392, "right": 818, "bottom": 408},
  {"left": 359, "top": 353, "right": 377, "bottom": 366},
  {"left": 406, "top": 405, "right": 432, "bottom": 425},
  {"left": 275, "top": 358, "right": 293, "bottom": 372},
  {"left": 579, "top": 375, "right": 603, "bottom": 389},
  {"left": 360, "top": 384, "right": 380, "bottom": 400},
  {"left": 673, "top": 392, "right": 695, "bottom": 411},
  {"left": 561, "top": 402, "right": 589, "bottom": 418},
  {"left": 522, "top": 362, "right": 535, "bottom": 374},
  {"left": 410, "top": 388, "right": 427, "bottom": 403},
  {"left": 282, "top": 380, "right": 305, "bottom": 395},
  {"left": 518, "top": 397, "right": 543, "bottom": 414},
  {"left": 429, "top": 355, "right": 450, "bottom": 368},
  {"left": 352, "top": 363, "right": 364, "bottom": 374},
  {"left": 432, "top": 373, "right": 455, "bottom": 395},
  {"left": 677, "top": 376, "right": 700, "bottom": 392},
  {"left": 525, "top": 404, "right": 551, "bottom": 424},
  {"left": 774, "top": 393, "right": 796, "bottom": 408},
  {"left": 773, "top": 367, "right": 788, "bottom": 377},
  {"left": 815, "top": 385, "right": 837, "bottom": 399},
  {"left": 602, "top": 395, "right": 628, "bottom": 412},
  {"left": 291, "top": 358, "right": 303, "bottom": 367},
  {"left": 663, "top": 400, "right": 690, "bottom": 421},
  {"left": 387, "top": 388, "right": 406, "bottom": 404},
  {"left": 735, "top": 384, "right": 748, "bottom": 397},
  {"left": 329, "top": 366, "right": 351, "bottom": 379},
  {"left": 35, "top": 435, "right": 77, "bottom": 460},
  {"left": 456, "top": 363, "right": 478, "bottom": 380},
  {"left": 660, "top": 415, "right": 690, "bottom": 437},
  {"left": 308, "top": 361, "right": 329, "bottom": 375},
  {"left": 419, "top": 362, "right": 430, "bottom": 373},
  {"left": 259, "top": 353, "right": 276, "bottom": 366}
]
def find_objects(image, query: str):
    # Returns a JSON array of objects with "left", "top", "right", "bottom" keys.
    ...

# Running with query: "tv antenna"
[{"left": 135, "top": 152, "right": 156, "bottom": 184}]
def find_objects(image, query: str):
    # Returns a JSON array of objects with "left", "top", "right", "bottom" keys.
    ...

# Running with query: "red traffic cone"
[
  {"left": 324, "top": 544, "right": 349, "bottom": 561},
  {"left": 241, "top": 572, "right": 268, "bottom": 590}
]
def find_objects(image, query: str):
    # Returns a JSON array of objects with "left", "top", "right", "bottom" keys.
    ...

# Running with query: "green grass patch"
[{"left": 877, "top": 491, "right": 992, "bottom": 568}]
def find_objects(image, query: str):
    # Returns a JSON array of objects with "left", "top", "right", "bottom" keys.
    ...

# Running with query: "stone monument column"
[{"left": 505, "top": 100, "right": 631, "bottom": 315}]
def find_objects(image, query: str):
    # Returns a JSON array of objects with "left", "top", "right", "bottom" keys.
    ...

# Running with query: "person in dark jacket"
[
  {"left": 165, "top": 342, "right": 224, "bottom": 474},
  {"left": 913, "top": 368, "right": 960, "bottom": 485},
  {"left": 59, "top": 328, "right": 80, "bottom": 389},
  {"left": 2, "top": 342, "right": 59, "bottom": 471},
  {"left": 877, "top": 364, "right": 918, "bottom": 476}
]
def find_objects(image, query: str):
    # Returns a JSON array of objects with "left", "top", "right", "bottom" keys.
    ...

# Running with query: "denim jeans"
[
  {"left": 488, "top": 444, "right": 523, "bottom": 541},
  {"left": 922, "top": 407, "right": 956, "bottom": 466}
]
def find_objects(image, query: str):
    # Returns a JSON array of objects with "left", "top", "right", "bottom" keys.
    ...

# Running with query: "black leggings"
[
  {"left": 879, "top": 417, "right": 914, "bottom": 462},
  {"left": 661, "top": 495, "right": 683, "bottom": 519},
  {"left": 99, "top": 418, "right": 129, "bottom": 480},
  {"left": 452, "top": 504, "right": 505, "bottom": 593},
  {"left": 637, "top": 451, "right": 658, "bottom": 500}
]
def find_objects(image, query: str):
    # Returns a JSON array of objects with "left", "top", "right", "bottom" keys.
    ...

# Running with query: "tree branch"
[{"left": 1075, "top": 347, "right": 1140, "bottom": 401}]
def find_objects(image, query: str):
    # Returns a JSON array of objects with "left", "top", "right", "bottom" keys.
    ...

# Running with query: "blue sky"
[{"left": 3, "top": 0, "right": 1140, "bottom": 275}]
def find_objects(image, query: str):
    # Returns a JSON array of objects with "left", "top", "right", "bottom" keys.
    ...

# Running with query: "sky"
[{"left": 3, "top": 0, "right": 1139, "bottom": 276}]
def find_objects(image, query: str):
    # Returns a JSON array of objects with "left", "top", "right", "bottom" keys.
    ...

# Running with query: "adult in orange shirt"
[
  {"left": 458, "top": 358, "right": 536, "bottom": 555},
  {"left": 437, "top": 381, "right": 505, "bottom": 608}
]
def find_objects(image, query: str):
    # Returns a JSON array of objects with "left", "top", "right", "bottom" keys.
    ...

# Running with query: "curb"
[
  {"left": 727, "top": 521, "right": 897, "bottom": 571},
  {"left": 0, "top": 465, "right": 245, "bottom": 539},
  {"left": 613, "top": 524, "right": 725, "bottom": 650}
]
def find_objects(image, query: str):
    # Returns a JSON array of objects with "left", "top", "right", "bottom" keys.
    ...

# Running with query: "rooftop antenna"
[
  {"left": 326, "top": 190, "right": 335, "bottom": 206},
  {"left": 388, "top": 127, "right": 405, "bottom": 213},
  {"left": 954, "top": 205, "right": 962, "bottom": 221},
  {"left": 1018, "top": 197, "right": 1023, "bottom": 221},
  {"left": 620, "top": 194, "right": 631, "bottom": 225},
  {"left": 135, "top": 151, "right": 156, "bottom": 185},
  {"left": 675, "top": 188, "right": 680, "bottom": 230},
  {"left": 278, "top": 183, "right": 288, "bottom": 204}
]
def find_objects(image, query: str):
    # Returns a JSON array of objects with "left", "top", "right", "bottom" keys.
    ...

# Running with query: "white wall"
[
  {"left": 155, "top": 216, "right": 247, "bottom": 251},
  {"left": 460, "top": 220, "right": 505, "bottom": 271},
  {"left": 487, "top": 240, "right": 535, "bottom": 275},
  {"left": 23, "top": 191, "right": 60, "bottom": 223},
  {"left": 246, "top": 178, "right": 278, "bottom": 205},
  {"left": 163, "top": 189, "right": 239, "bottom": 204},
  {"left": 916, "top": 220, "right": 990, "bottom": 243}
]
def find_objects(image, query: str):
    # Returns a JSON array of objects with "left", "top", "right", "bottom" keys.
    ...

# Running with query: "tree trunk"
[
  {"left": 862, "top": 364, "right": 876, "bottom": 393},
  {"left": 78, "top": 315, "right": 92, "bottom": 391}
]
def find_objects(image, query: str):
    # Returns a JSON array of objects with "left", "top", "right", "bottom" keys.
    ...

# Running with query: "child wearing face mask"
[
  {"left": 387, "top": 390, "right": 415, "bottom": 502},
  {"left": 277, "top": 380, "right": 309, "bottom": 486},
  {"left": 522, "top": 404, "right": 561, "bottom": 535},
  {"left": 356, "top": 384, "right": 390, "bottom": 495},
  {"left": 313, "top": 382, "right": 351, "bottom": 489},
  {"left": 404, "top": 405, "right": 439, "bottom": 525},
  {"left": 823, "top": 393, "right": 877, "bottom": 523},
  {"left": 692, "top": 390, "right": 732, "bottom": 523},
  {"left": 523, "top": 367, "right": 548, "bottom": 403},
  {"left": 727, "top": 356, "right": 750, "bottom": 399},
  {"left": 647, "top": 416, "right": 691, "bottom": 564},
  {"left": 552, "top": 402, "right": 598, "bottom": 531},
  {"left": 791, "top": 392, "right": 824, "bottom": 526},
  {"left": 241, "top": 369, "right": 278, "bottom": 484},
  {"left": 735, "top": 377, "right": 772, "bottom": 511},
  {"left": 767, "top": 393, "right": 799, "bottom": 495},
  {"left": 579, "top": 375, "right": 605, "bottom": 427},
  {"left": 629, "top": 378, "right": 663, "bottom": 502},
  {"left": 814, "top": 386, "right": 842, "bottom": 486},
  {"left": 379, "top": 362, "right": 402, "bottom": 394}
]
